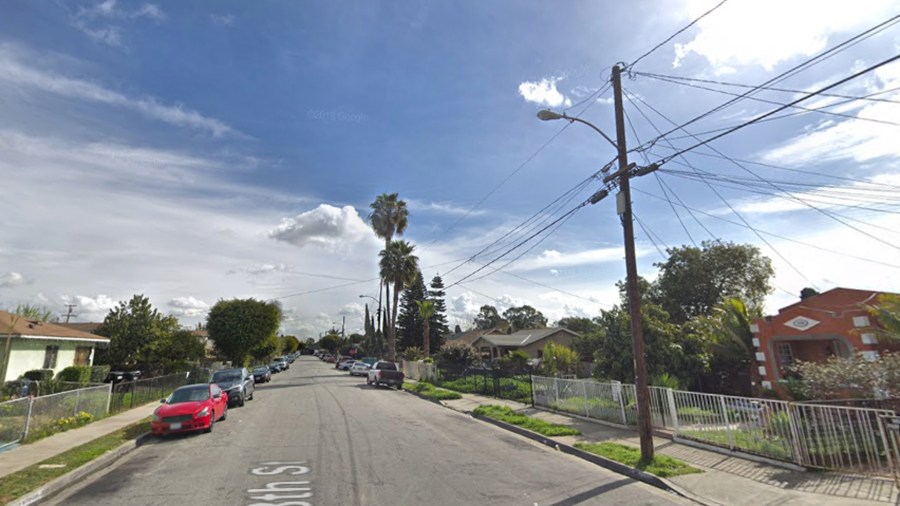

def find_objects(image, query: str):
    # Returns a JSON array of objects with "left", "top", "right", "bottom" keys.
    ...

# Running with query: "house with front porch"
[
  {"left": 0, "top": 310, "right": 109, "bottom": 382},
  {"left": 470, "top": 327, "right": 580, "bottom": 360},
  {"left": 750, "top": 288, "right": 898, "bottom": 396}
]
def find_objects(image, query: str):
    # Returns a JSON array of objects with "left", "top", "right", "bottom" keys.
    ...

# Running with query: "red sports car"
[{"left": 151, "top": 383, "right": 227, "bottom": 435}]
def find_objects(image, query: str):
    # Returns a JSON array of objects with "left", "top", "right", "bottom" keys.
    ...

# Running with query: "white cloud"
[
  {"left": 0, "top": 46, "right": 235, "bottom": 136},
  {"left": 242, "top": 264, "right": 290, "bottom": 275},
  {"left": 61, "top": 294, "right": 117, "bottom": 320},
  {"left": 73, "top": 1, "right": 165, "bottom": 47},
  {"left": 518, "top": 76, "right": 572, "bottom": 108},
  {"left": 0, "top": 272, "right": 26, "bottom": 289},
  {"left": 269, "top": 205, "right": 376, "bottom": 250},
  {"left": 168, "top": 296, "right": 210, "bottom": 317},
  {"left": 406, "top": 199, "right": 484, "bottom": 216},
  {"left": 511, "top": 247, "right": 629, "bottom": 272},
  {"left": 210, "top": 13, "right": 236, "bottom": 26},
  {"left": 672, "top": 0, "right": 896, "bottom": 71}
]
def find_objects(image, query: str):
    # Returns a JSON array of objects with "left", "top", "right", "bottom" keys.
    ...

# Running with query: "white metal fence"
[
  {"left": 533, "top": 376, "right": 898, "bottom": 477},
  {"left": 401, "top": 360, "right": 438, "bottom": 382}
]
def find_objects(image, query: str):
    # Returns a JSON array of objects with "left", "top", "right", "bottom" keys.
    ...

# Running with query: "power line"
[
  {"left": 634, "top": 71, "right": 900, "bottom": 105},
  {"left": 654, "top": 52, "right": 900, "bottom": 165},
  {"left": 633, "top": 14, "right": 900, "bottom": 153},
  {"left": 623, "top": 89, "right": 820, "bottom": 289},
  {"left": 638, "top": 72, "right": 900, "bottom": 129},
  {"left": 633, "top": 187, "right": 900, "bottom": 270},
  {"left": 626, "top": 0, "right": 732, "bottom": 71},
  {"left": 633, "top": 213, "right": 668, "bottom": 258}
]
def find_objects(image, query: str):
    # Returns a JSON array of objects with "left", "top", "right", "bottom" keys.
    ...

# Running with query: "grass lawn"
[
  {"left": 474, "top": 404, "right": 581, "bottom": 437},
  {"left": 406, "top": 381, "right": 463, "bottom": 401},
  {"left": 0, "top": 419, "right": 150, "bottom": 504},
  {"left": 574, "top": 442, "right": 702, "bottom": 478}
]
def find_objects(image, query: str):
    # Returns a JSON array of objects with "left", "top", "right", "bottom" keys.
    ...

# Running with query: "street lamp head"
[{"left": 537, "top": 109, "right": 564, "bottom": 121}]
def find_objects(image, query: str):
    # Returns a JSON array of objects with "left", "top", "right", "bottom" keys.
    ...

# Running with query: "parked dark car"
[
  {"left": 210, "top": 368, "right": 255, "bottom": 407},
  {"left": 251, "top": 366, "right": 271, "bottom": 384},
  {"left": 268, "top": 363, "right": 281, "bottom": 374},
  {"left": 104, "top": 370, "right": 142, "bottom": 384}
]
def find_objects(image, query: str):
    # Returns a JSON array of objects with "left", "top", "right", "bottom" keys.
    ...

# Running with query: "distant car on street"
[
  {"left": 104, "top": 370, "right": 142, "bottom": 384},
  {"left": 349, "top": 362, "right": 371, "bottom": 376},
  {"left": 151, "top": 383, "right": 227, "bottom": 436},
  {"left": 268, "top": 363, "right": 281, "bottom": 374},
  {"left": 210, "top": 368, "right": 255, "bottom": 407},
  {"left": 251, "top": 366, "right": 272, "bottom": 383},
  {"left": 336, "top": 357, "right": 355, "bottom": 370}
]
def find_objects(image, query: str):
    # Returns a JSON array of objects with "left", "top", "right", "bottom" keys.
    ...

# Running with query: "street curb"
[
  {"left": 7, "top": 433, "right": 152, "bottom": 506},
  {"left": 471, "top": 413, "right": 718, "bottom": 506}
]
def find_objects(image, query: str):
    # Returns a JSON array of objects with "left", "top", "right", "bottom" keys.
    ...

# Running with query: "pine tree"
[
  {"left": 397, "top": 269, "right": 427, "bottom": 351},
  {"left": 428, "top": 274, "right": 450, "bottom": 351}
]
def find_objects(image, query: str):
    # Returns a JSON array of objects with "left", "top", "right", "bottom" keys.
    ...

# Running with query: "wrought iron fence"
[
  {"left": 434, "top": 366, "right": 532, "bottom": 403},
  {"left": 533, "top": 375, "right": 898, "bottom": 477}
]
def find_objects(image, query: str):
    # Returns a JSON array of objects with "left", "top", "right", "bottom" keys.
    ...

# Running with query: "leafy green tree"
[
  {"left": 865, "top": 294, "right": 900, "bottom": 342},
  {"left": 503, "top": 305, "right": 547, "bottom": 332},
  {"left": 474, "top": 305, "right": 503, "bottom": 330},
  {"left": 154, "top": 329, "right": 206, "bottom": 373},
  {"left": 206, "top": 298, "right": 281, "bottom": 366},
  {"left": 95, "top": 295, "right": 183, "bottom": 373},
  {"left": 495, "top": 350, "right": 529, "bottom": 373},
  {"left": 379, "top": 239, "right": 419, "bottom": 361},
  {"left": 318, "top": 333, "right": 340, "bottom": 354},
  {"left": 541, "top": 343, "right": 579, "bottom": 377},
  {"left": 556, "top": 316, "right": 600, "bottom": 335},
  {"left": 652, "top": 241, "right": 774, "bottom": 324},
  {"left": 416, "top": 300, "right": 435, "bottom": 356},
  {"left": 281, "top": 335, "right": 300, "bottom": 354}
]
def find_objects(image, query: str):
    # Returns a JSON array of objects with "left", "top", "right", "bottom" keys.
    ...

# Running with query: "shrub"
[
  {"left": 24, "top": 411, "right": 94, "bottom": 443},
  {"left": 400, "top": 347, "right": 424, "bottom": 361},
  {"left": 23, "top": 369, "right": 53, "bottom": 383},
  {"left": 436, "top": 341, "right": 478, "bottom": 367},
  {"left": 56, "top": 366, "right": 92, "bottom": 384},
  {"left": 541, "top": 343, "right": 579, "bottom": 377},
  {"left": 422, "top": 357, "right": 434, "bottom": 364},
  {"left": 495, "top": 350, "right": 530, "bottom": 373},
  {"left": 90, "top": 365, "right": 111, "bottom": 383}
]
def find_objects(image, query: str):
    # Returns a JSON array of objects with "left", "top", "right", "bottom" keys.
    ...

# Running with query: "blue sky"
[{"left": 1, "top": 0, "right": 899, "bottom": 336}]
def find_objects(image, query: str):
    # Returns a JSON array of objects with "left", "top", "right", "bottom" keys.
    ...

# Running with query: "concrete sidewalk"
[
  {"left": 440, "top": 391, "right": 899, "bottom": 506},
  {"left": 0, "top": 403, "right": 156, "bottom": 479}
]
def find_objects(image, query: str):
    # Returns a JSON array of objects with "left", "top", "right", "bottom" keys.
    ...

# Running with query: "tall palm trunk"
[{"left": 423, "top": 319, "right": 431, "bottom": 357}]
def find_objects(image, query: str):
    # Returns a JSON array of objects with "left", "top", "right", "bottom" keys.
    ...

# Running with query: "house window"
[
  {"left": 43, "top": 345, "right": 60, "bottom": 369},
  {"left": 776, "top": 342, "right": 794, "bottom": 368},
  {"left": 536, "top": 350, "right": 543, "bottom": 358},
  {"left": 852, "top": 316, "right": 870, "bottom": 327},
  {"left": 75, "top": 346, "right": 92, "bottom": 366}
]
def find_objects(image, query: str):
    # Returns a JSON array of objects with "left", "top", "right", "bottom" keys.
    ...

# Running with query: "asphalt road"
[{"left": 45, "top": 357, "right": 692, "bottom": 506}]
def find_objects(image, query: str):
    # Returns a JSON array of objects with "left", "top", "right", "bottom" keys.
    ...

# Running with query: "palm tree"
[
  {"left": 379, "top": 240, "right": 419, "bottom": 361},
  {"left": 416, "top": 300, "right": 435, "bottom": 356},
  {"left": 368, "top": 193, "right": 409, "bottom": 338}
]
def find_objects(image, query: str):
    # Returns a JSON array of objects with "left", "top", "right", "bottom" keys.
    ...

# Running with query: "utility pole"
[
  {"left": 63, "top": 304, "right": 78, "bottom": 324},
  {"left": 611, "top": 63, "right": 654, "bottom": 461},
  {"left": 341, "top": 316, "right": 346, "bottom": 340}
]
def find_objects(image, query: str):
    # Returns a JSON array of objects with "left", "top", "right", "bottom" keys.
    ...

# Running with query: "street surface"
[{"left": 46, "top": 357, "right": 691, "bottom": 505}]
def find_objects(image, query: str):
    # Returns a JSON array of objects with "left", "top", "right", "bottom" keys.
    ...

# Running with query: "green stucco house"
[{"left": 0, "top": 310, "right": 109, "bottom": 382}]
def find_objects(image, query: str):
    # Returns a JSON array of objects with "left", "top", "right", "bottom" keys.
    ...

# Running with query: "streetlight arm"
[{"left": 537, "top": 109, "right": 618, "bottom": 150}]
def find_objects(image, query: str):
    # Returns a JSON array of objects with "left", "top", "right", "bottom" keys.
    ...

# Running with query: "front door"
[{"left": 74, "top": 346, "right": 92, "bottom": 366}]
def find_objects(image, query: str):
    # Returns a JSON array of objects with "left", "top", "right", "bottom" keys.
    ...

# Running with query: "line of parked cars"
[
  {"left": 151, "top": 352, "right": 301, "bottom": 436},
  {"left": 313, "top": 350, "right": 405, "bottom": 390}
]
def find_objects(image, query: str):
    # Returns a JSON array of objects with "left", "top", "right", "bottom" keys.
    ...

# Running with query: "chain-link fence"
[
  {"left": 25, "top": 384, "right": 112, "bottom": 442},
  {"left": 0, "top": 397, "right": 31, "bottom": 449}
]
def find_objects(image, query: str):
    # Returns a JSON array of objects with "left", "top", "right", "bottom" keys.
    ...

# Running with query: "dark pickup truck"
[{"left": 366, "top": 361, "right": 405, "bottom": 389}]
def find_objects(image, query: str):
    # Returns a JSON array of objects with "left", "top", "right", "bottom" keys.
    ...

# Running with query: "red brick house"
[{"left": 750, "top": 288, "right": 898, "bottom": 395}]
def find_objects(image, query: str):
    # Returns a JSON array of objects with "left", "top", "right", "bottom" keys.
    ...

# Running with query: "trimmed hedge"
[
  {"left": 23, "top": 369, "right": 53, "bottom": 383},
  {"left": 57, "top": 366, "right": 92, "bottom": 383}
]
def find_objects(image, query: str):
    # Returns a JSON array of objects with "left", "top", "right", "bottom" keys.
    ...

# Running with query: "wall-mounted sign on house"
[{"left": 0, "top": 310, "right": 109, "bottom": 382}]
